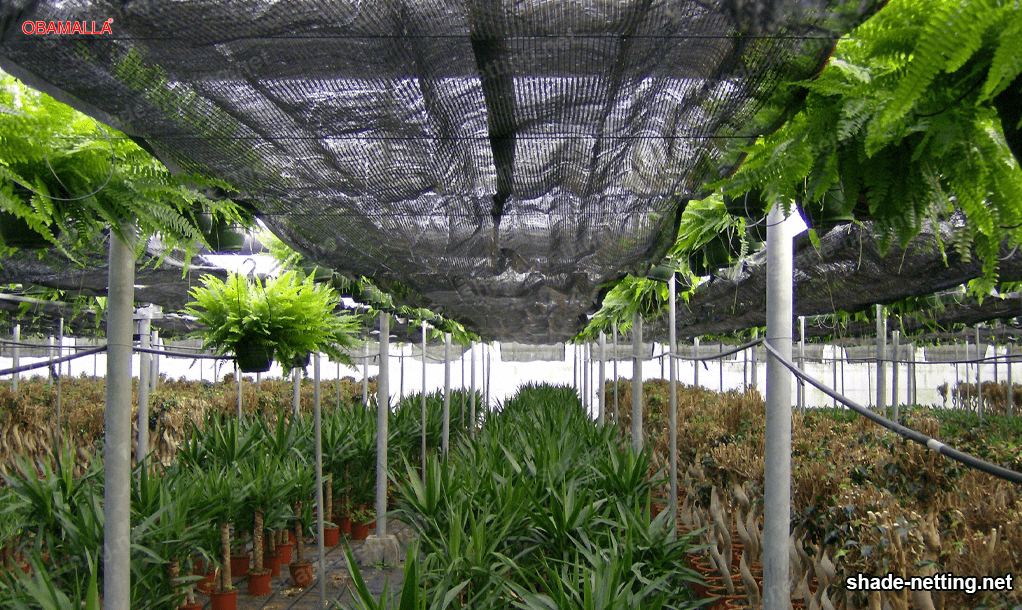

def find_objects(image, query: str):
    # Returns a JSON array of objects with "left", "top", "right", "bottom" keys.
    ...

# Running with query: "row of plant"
[
  {"left": 0, "top": 386, "right": 476, "bottom": 609},
  {"left": 617, "top": 379, "right": 1022, "bottom": 609},
  {"left": 345, "top": 383, "right": 706, "bottom": 610}
]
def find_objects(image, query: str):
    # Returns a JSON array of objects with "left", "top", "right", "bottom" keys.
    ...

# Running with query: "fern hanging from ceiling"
[{"left": 722, "top": 0, "right": 1022, "bottom": 297}]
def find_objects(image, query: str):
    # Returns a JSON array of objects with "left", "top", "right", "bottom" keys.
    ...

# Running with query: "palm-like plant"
[{"left": 195, "top": 468, "right": 253, "bottom": 592}]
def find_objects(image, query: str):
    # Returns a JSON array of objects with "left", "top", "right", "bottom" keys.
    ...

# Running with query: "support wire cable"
[{"left": 761, "top": 340, "right": 1022, "bottom": 485}]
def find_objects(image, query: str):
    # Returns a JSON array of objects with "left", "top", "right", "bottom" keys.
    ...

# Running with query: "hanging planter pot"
[
  {"left": 235, "top": 337, "right": 273, "bottom": 373},
  {"left": 0, "top": 211, "right": 57, "bottom": 249},
  {"left": 199, "top": 213, "right": 246, "bottom": 253},
  {"left": 300, "top": 262, "right": 333, "bottom": 283},
  {"left": 797, "top": 190, "right": 854, "bottom": 235}
]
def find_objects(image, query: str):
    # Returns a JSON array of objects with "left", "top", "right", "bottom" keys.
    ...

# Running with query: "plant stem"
[
  {"left": 253, "top": 508, "right": 264, "bottom": 572},
  {"left": 220, "top": 522, "right": 232, "bottom": 590},
  {"left": 294, "top": 501, "right": 304, "bottom": 563}
]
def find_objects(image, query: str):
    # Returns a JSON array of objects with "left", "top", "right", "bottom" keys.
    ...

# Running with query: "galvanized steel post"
[
  {"left": 669, "top": 275, "right": 678, "bottom": 537},
  {"left": 313, "top": 353, "right": 326, "bottom": 608},
  {"left": 763, "top": 205, "right": 794, "bottom": 610},
  {"left": 632, "top": 311, "right": 643, "bottom": 452},
  {"left": 376, "top": 313, "right": 390, "bottom": 537},
  {"left": 105, "top": 229, "right": 136, "bottom": 610},
  {"left": 443, "top": 332, "right": 451, "bottom": 456},
  {"left": 598, "top": 332, "right": 606, "bottom": 426}
]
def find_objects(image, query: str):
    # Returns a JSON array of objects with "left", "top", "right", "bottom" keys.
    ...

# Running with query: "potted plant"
[
  {"left": 289, "top": 500, "right": 315, "bottom": 587},
  {"left": 350, "top": 506, "right": 374, "bottom": 541},
  {"left": 280, "top": 457, "right": 315, "bottom": 588},
  {"left": 186, "top": 270, "right": 362, "bottom": 374},
  {"left": 238, "top": 456, "right": 288, "bottom": 596},
  {"left": 196, "top": 468, "right": 252, "bottom": 610}
]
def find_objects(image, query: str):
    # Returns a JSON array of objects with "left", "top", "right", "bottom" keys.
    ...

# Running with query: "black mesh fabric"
[{"left": 0, "top": 0, "right": 881, "bottom": 342}]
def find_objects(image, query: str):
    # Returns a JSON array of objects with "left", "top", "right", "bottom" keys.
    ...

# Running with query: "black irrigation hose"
[
  {"left": 0, "top": 345, "right": 107, "bottom": 376},
  {"left": 133, "top": 345, "right": 231, "bottom": 360},
  {"left": 0, "top": 339, "right": 105, "bottom": 350},
  {"left": 761, "top": 340, "right": 1022, "bottom": 485}
]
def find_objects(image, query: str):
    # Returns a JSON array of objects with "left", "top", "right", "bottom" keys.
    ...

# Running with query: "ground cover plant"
[
  {"left": 384, "top": 383, "right": 705, "bottom": 610},
  {"left": 617, "top": 379, "right": 1022, "bottom": 609}
]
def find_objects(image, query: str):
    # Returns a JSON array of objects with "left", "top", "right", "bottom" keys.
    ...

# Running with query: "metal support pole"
[
  {"left": 400, "top": 342, "right": 405, "bottom": 402},
  {"left": 421, "top": 322, "right": 427, "bottom": 470},
  {"left": 470, "top": 342, "right": 476, "bottom": 439},
  {"left": 443, "top": 332, "right": 451, "bottom": 456},
  {"left": 573, "top": 343, "right": 578, "bottom": 393},
  {"left": 798, "top": 316, "right": 806, "bottom": 412},
  {"left": 719, "top": 342, "right": 724, "bottom": 391},
  {"left": 376, "top": 313, "right": 390, "bottom": 537},
  {"left": 486, "top": 348, "right": 491, "bottom": 414},
  {"left": 876, "top": 304, "right": 887, "bottom": 413},
  {"left": 55, "top": 318, "right": 63, "bottom": 455},
  {"left": 693, "top": 337, "right": 700, "bottom": 388},
  {"left": 461, "top": 349, "right": 465, "bottom": 430},
  {"left": 892, "top": 331, "right": 900, "bottom": 421},
  {"left": 138, "top": 317, "right": 151, "bottom": 461},
  {"left": 337, "top": 362, "right": 342, "bottom": 410},
  {"left": 612, "top": 321, "right": 619, "bottom": 422},
  {"left": 832, "top": 347, "right": 839, "bottom": 409},
  {"left": 237, "top": 363, "right": 243, "bottom": 420},
  {"left": 362, "top": 340, "right": 369, "bottom": 406},
  {"left": 977, "top": 326, "right": 984, "bottom": 421},
  {"left": 764, "top": 204, "right": 793, "bottom": 610},
  {"left": 11, "top": 324, "right": 19, "bottom": 393},
  {"left": 150, "top": 329, "right": 159, "bottom": 391},
  {"left": 751, "top": 329, "right": 758, "bottom": 390},
  {"left": 598, "top": 332, "right": 606, "bottom": 426},
  {"left": 631, "top": 311, "right": 643, "bottom": 452},
  {"left": 668, "top": 275, "right": 678, "bottom": 537},
  {"left": 909, "top": 343, "right": 917, "bottom": 406},
  {"left": 313, "top": 353, "right": 326, "bottom": 608},
  {"left": 293, "top": 368, "right": 301, "bottom": 416},
  {"left": 47, "top": 335, "right": 54, "bottom": 386},
  {"left": 1008, "top": 345, "right": 1014, "bottom": 416},
  {"left": 104, "top": 228, "right": 135, "bottom": 610},
  {"left": 583, "top": 342, "right": 590, "bottom": 414}
]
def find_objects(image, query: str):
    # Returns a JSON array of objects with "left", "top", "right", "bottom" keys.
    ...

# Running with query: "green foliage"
[
  {"left": 389, "top": 384, "right": 705, "bottom": 610},
  {"left": 723, "top": 0, "right": 1022, "bottom": 296},
  {"left": 185, "top": 270, "right": 361, "bottom": 373},
  {"left": 0, "top": 72, "right": 247, "bottom": 258}
]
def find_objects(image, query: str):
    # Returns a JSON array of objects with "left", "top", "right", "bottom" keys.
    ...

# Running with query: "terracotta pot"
[
  {"left": 178, "top": 604, "right": 203, "bottom": 610},
  {"left": 323, "top": 524, "right": 340, "bottom": 547},
  {"left": 276, "top": 542, "right": 293, "bottom": 565},
  {"left": 288, "top": 530, "right": 296, "bottom": 546},
  {"left": 230, "top": 554, "right": 249, "bottom": 578},
  {"left": 210, "top": 588, "right": 238, "bottom": 610},
  {"left": 265, "top": 552, "right": 282, "bottom": 578},
  {"left": 247, "top": 569, "right": 272, "bottom": 596},
  {"left": 289, "top": 562, "right": 314, "bottom": 588},
  {"left": 196, "top": 569, "right": 217, "bottom": 595},
  {"left": 339, "top": 516, "right": 352, "bottom": 536},
  {"left": 352, "top": 522, "right": 370, "bottom": 541}
]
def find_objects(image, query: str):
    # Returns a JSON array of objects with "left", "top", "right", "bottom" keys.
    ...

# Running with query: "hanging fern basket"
[
  {"left": 300, "top": 263, "right": 333, "bottom": 283},
  {"left": 235, "top": 337, "right": 274, "bottom": 373},
  {"left": 199, "top": 213, "right": 246, "bottom": 253},
  {"left": 0, "top": 211, "right": 56, "bottom": 249}
]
